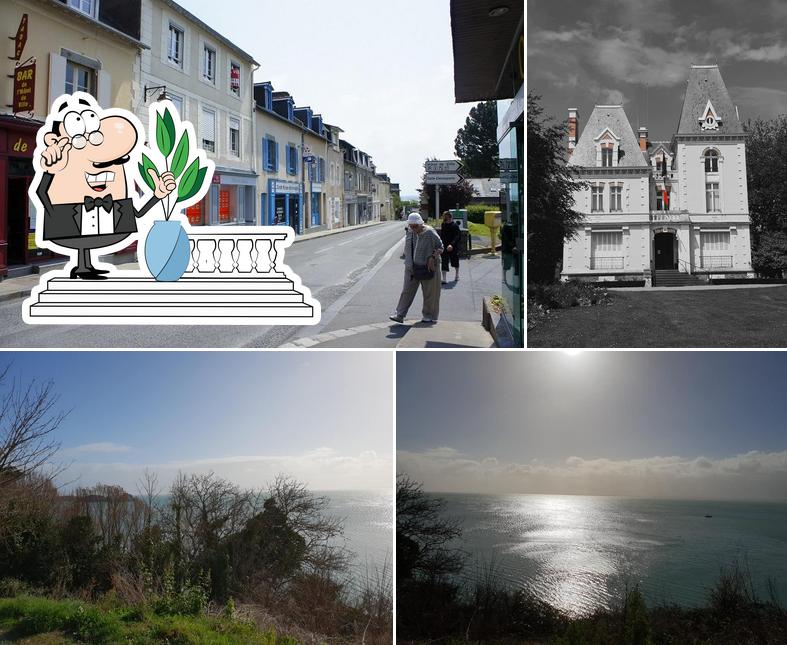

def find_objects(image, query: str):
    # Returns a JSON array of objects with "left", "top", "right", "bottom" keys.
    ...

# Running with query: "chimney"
[
  {"left": 638, "top": 126, "right": 648, "bottom": 151},
  {"left": 568, "top": 108, "right": 579, "bottom": 157}
]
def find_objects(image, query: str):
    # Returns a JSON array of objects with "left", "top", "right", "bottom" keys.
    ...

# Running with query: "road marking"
[
  {"left": 292, "top": 236, "right": 403, "bottom": 340},
  {"left": 313, "top": 245, "right": 335, "bottom": 255}
]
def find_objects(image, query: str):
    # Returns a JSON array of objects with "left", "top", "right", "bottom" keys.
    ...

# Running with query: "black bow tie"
[{"left": 83, "top": 195, "right": 114, "bottom": 212}]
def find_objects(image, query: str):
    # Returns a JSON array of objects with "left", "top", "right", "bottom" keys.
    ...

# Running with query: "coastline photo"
[
  {"left": 396, "top": 351, "right": 787, "bottom": 643},
  {"left": 0, "top": 351, "right": 393, "bottom": 644}
]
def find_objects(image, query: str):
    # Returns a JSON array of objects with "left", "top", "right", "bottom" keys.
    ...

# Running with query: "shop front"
[
  {"left": 309, "top": 182, "right": 323, "bottom": 229},
  {"left": 264, "top": 178, "right": 302, "bottom": 231},
  {"left": 0, "top": 116, "right": 56, "bottom": 278},
  {"left": 186, "top": 170, "right": 257, "bottom": 227}
]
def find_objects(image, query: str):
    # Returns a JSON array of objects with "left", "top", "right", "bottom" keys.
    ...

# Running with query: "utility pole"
[{"left": 435, "top": 184, "right": 440, "bottom": 224}]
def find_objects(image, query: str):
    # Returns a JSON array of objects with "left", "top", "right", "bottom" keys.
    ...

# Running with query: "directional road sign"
[
  {"left": 425, "top": 173, "right": 463, "bottom": 185},
  {"left": 425, "top": 159, "right": 461, "bottom": 173}
]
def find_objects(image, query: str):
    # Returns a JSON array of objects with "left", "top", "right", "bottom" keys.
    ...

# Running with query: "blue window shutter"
[
  {"left": 274, "top": 142, "right": 279, "bottom": 170},
  {"left": 263, "top": 138, "right": 268, "bottom": 170}
]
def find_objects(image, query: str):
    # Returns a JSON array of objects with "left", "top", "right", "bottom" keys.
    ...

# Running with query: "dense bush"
[
  {"left": 528, "top": 281, "right": 612, "bottom": 309},
  {"left": 466, "top": 203, "right": 499, "bottom": 224}
]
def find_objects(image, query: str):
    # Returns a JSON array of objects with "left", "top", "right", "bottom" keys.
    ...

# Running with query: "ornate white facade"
[{"left": 562, "top": 65, "right": 753, "bottom": 286}]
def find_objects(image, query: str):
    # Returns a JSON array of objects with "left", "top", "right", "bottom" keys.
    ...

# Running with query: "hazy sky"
[
  {"left": 4, "top": 352, "right": 392, "bottom": 492},
  {"left": 528, "top": 0, "right": 787, "bottom": 142},
  {"left": 179, "top": 0, "right": 473, "bottom": 197},
  {"left": 397, "top": 352, "right": 787, "bottom": 501}
]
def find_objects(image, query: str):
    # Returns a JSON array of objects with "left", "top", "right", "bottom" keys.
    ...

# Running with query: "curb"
[
  {"left": 0, "top": 289, "right": 32, "bottom": 304},
  {"left": 292, "top": 220, "right": 385, "bottom": 244}
]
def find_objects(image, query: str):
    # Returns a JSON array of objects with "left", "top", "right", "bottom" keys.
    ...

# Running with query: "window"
[
  {"left": 203, "top": 45, "right": 216, "bottom": 83},
  {"left": 701, "top": 231, "right": 732, "bottom": 269},
  {"left": 590, "top": 231, "right": 624, "bottom": 269},
  {"left": 201, "top": 107, "right": 216, "bottom": 153},
  {"left": 601, "top": 146, "right": 613, "bottom": 167},
  {"left": 704, "top": 149, "right": 719, "bottom": 173},
  {"left": 318, "top": 157, "right": 325, "bottom": 183},
  {"left": 230, "top": 62, "right": 241, "bottom": 97},
  {"left": 229, "top": 117, "right": 240, "bottom": 157},
  {"left": 168, "top": 23, "right": 183, "bottom": 67},
  {"left": 68, "top": 0, "right": 95, "bottom": 17},
  {"left": 610, "top": 185, "right": 622, "bottom": 212},
  {"left": 705, "top": 182, "right": 721, "bottom": 213},
  {"left": 263, "top": 137, "right": 278, "bottom": 171},
  {"left": 286, "top": 144, "right": 298, "bottom": 175},
  {"left": 65, "top": 60, "right": 95, "bottom": 96},
  {"left": 169, "top": 94, "right": 184, "bottom": 118},
  {"left": 591, "top": 185, "right": 604, "bottom": 212}
]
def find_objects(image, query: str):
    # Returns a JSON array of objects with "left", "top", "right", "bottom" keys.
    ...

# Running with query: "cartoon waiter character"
[{"left": 32, "top": 93, "right": 176, "bottom": 279}]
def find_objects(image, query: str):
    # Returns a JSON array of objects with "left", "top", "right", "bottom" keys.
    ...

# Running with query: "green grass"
[
  {"left": 467, "top": 222, "right": 491, "bottom": 240},
  {"left": 0, "top": 596, "right": 297, "bottom": 645},
  {"left": 527, "top": 285, "right": 787, "bottom": 347}
]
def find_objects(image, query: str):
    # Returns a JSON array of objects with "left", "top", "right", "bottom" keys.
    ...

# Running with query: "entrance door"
[
  {"left": 654, "top": 232, "right": 675, "bottom": 270},
  {"left": 7, "top": 177, "right": 29, "bottom": 266}
]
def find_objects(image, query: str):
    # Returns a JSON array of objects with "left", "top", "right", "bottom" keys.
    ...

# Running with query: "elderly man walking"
[{"left": 390, "top": 213, "right": 444, "bottom": 324}]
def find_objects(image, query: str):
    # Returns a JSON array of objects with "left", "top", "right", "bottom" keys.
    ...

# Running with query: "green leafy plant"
[{"left": 138, "top": 106, "right": 210, "bottom": 221}]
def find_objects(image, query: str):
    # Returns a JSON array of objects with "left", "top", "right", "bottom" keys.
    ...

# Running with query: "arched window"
[{"left": 704, "top": 149, "right": 719, "bottom": 173}]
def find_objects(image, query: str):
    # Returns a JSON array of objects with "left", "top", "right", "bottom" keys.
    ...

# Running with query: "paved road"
[{"left": 0, "top": 222, "right": 406, "bottom": 348}]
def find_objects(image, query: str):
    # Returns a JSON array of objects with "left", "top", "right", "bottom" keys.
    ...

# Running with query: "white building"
[
  {"left": 562, "top": 65, "right": 753, "bottom": 286},
  {"left": 135, "top": 0, "right": 258, "bottom": 226}
]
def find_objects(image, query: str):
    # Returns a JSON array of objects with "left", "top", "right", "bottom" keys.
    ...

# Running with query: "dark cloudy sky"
[{"left": 528, "top": 0, "right": 787, "bottom": 141}]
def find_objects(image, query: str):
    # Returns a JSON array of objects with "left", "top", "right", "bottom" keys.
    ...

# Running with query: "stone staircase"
[{"left": 653, "top": 269, "right": 703, "bottom": 287}]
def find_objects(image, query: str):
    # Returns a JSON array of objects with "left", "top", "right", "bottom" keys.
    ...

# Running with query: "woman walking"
[
  {"left": 390, "top": 213, "right": 444, "bottom": 324},
  {"left": 439, "top": 211, "right": 462, "bottom": 283}
]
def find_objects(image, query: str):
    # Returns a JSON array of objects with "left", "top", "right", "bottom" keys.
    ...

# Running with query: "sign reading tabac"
[
  {"left": 13, "top": 61, "right": 36, "bottom": 113},
  {"left": 14, "top": 14, "right": 29, "bottom": 61}
]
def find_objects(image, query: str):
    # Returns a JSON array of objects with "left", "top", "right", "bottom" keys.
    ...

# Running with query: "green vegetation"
[
  {"left": 527, "top": 285, "right": 787, "bottom": 347},
  {"left": 0, "top": 595, "right": 296, "bottom": 644},
  {"left": 397, "top": 477, "right": 787, "bottom": 644}
]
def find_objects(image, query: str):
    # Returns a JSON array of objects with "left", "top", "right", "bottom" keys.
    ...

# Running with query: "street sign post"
[{"left": 424, "top": 159, "right": 464, "bottom": 222}]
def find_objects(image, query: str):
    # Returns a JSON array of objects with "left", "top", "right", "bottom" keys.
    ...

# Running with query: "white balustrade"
[{"left": 183, "top": 230, "right": 290, "bottom": 278}]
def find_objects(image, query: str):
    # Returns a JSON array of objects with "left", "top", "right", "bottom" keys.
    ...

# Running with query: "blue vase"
[{"left": 144, "top": 220, "right": 190, "bottom": 282}]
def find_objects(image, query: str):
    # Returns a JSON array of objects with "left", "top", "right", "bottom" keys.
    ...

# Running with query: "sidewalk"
[{"left": 0, "top": 220, "right": 387, "bottom": 304}]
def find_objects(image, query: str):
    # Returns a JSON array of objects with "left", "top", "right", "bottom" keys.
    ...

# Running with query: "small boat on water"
[{"left": 704, "top": 514, "right": 713, "bottom": 518}]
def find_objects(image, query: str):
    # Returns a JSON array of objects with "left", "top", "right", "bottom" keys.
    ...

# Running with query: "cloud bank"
[
  {"left": 398, "top": 447, "right": 787, "bottom": 501},
  {"left": 57, "top": 447, "right": 391, "bottom": 493}
]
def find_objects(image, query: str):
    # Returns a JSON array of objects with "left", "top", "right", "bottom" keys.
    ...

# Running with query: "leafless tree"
[
  {"left": 137, "top": 468, "right": 161, "bottom": 530},
  {"left": 65, "top": 483, "right": 145, "bottom": 551},
  {"left": 266, "top": 473, "right": 350, "bottom": 576},
  {"left": 0, "top": 364, "right": 69, "bottom": 488}
]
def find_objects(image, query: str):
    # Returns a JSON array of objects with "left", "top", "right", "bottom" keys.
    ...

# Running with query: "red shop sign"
[{"left": 13, "top": 61, "right": 36, "bottom": 113}]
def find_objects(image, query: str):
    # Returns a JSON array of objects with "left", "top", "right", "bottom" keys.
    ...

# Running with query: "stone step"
[
  {"left": 44, "top": 276, "right": 295, "bottom": 292},
  {"left": 27, "top": 302, "right": 314, "bottom": 320},
  {"left": 37, "top": 290, "right": 305, "bottom": 304}
]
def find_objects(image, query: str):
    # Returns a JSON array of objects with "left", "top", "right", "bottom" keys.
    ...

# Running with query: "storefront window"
[
  {"left": 219, "top": 189, "right": 231, "bottom": 223},
  {"left": 311, "top": 194, "right": 321, "bottom": 227}
]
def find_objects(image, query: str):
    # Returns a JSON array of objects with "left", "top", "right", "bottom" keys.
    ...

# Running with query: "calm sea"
[{"left": 438, "top": 493, "right": 787, "bottom": 616}]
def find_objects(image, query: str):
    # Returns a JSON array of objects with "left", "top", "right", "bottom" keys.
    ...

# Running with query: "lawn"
[{"left": 527, "top": 285, "right": 787, "bottom": 347}]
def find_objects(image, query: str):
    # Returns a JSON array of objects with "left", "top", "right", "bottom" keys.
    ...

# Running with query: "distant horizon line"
[{"left": 419, "top": 490, "right": 787, "bottom": 504}]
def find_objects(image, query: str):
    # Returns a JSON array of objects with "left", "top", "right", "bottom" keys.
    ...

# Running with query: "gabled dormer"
[
  {"left": 594, "top": 127, "right": 621, "bottom": 168},
  {"left": 699, "top": 99, "right": 721, "bottom": 130},
  {"left": 294, "top": 106, "right": 313, "bottom": 130},
  {"left": 253, "top": 82, "right": 274, "bottom": 111},
  {"left": 272, "top": 92, "right": 295, "bottom": 121}
]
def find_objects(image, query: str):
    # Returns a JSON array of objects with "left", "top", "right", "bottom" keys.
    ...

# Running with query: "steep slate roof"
[
  {"left": 569, "top": 105, "right": 649, "bottom": 168},
  {"left": 676, "top": 65, "right": 743, "bottom": 135}
]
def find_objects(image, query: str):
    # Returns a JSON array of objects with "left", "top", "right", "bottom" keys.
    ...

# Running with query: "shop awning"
[{"left": 450, "top": 0, "right": 524, "bottom": 102}]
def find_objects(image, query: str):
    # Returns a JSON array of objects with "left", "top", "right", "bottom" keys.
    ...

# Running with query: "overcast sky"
[
  {"left": 179, "top": 0, "right": 472, "bottom": 198},
  {"left": 398, "top": 352, "right": 787, "bottom": 501},
  {"left": 5, "top": 352, "right": 392, "bottom": 492},
  {"left": 528, "top": 0, "right": 787, "bottom": 142}
]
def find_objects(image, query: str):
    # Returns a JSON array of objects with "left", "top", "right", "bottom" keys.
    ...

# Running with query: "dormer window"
[
  {"left": 704, "top": 149, "right": 719, "bottom": 173},
  {"left": 601, "top": 146, "right": 613, "bottom": 167},
  {"left": 699, "top": 100, "right": 721, "bottom": 130},
  {"left": 594, "top": 128, "right": 620, "bottom": 168}
]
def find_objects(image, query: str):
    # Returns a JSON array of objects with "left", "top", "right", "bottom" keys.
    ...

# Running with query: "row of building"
[{"left": 0, "top": 0, "right": 399, "bottom": 276}]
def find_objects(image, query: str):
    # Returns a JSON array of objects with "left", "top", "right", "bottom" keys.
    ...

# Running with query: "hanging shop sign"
[
  {"left": 13, "top": 60, "right": 36, "bottom": 113},
  {"left": 14, "top": 14, "right": 29, "bottom": 61}
]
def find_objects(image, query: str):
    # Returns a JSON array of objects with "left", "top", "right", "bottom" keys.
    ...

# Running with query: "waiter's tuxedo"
[{"left": 36, "top": 172, "right": 160, "bottom": 241}]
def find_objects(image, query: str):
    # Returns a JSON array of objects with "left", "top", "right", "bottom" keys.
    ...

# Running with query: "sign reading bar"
[
  {"left": 425, "top": 172, "right": 463, "bottom": 185},
  {"left": 425, "top": 159, "right": 461, "bottom": 173},
  {"left": 13, "top": 61, "right": 36, "bottom": 113},
  {"left": 14, "top": 14, "right": 28, "bottom": 61}
]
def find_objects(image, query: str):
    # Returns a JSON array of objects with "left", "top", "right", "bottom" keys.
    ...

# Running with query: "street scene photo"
[
  {"left": 527, "top": 0, "right": 787, "bottom": 348},
  {"left": 0, "top": 0, "right": 523, "bottom": 348},
  {"left": 397, "top": 351, "right": 787, "bottom": 643},
  {"left": 0, "top": 351, "right": 393, "bottom": 644}
]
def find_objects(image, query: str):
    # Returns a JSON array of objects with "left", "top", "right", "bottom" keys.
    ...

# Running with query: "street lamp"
[{"left": 143, "top": 85, "right": 168, "bottom": 102}]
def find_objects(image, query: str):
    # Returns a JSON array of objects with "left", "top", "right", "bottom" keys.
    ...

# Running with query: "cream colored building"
[
  {"left": 135, "top": 0, "right": 258, "bottom": 226},
  {"left": 373, "top": 172, "right": 393, "bottom": 221},
  {"left": 0, "top": 0, "right": 143, "bottom": 275},
  {"left": 324, "top": 123, "right": 345, "bottom": 229}
]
